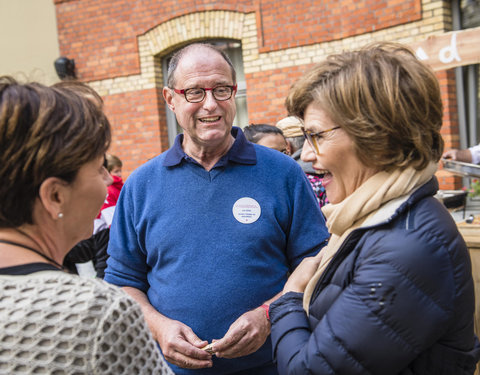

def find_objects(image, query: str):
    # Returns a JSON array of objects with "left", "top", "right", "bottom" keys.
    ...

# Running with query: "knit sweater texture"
[{"left": 0, "top": 269, "right": 173, "bottom": 375}]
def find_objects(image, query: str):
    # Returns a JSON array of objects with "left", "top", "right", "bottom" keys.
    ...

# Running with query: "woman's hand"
[{"left": 283, "top": 253, "right": 323, "bottom": 294}]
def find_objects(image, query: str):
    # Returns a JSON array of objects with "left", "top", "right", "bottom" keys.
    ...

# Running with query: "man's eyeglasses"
[
  {"left": 172, "top": 85, "right": 237, "bottom": 103},
  {"left": 301, "top": 126, "right": 340, "bottom": 154}
]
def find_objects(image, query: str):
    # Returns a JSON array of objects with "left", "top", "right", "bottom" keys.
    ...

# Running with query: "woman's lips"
[{"left": 317, "top": 170, "right": 332, "bottom": 187}]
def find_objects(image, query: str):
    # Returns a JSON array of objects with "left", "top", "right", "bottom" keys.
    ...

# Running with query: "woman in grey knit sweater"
[{"left": 0, "top": 77, "right": 174, "bottom": 375}]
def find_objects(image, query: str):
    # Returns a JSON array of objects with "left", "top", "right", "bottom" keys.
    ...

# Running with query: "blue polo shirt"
[{"left": 105, "top": 127, "right": 329, "bottom": 374}]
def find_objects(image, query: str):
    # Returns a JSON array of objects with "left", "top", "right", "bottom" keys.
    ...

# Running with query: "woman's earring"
[{"left": 58, "top": 212, "right": 64, "bottom": 219}]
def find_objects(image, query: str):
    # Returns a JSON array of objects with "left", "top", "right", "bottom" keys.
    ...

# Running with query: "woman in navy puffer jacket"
[{"left": 269, "top": 42, "right": 480, "bottom": 375}]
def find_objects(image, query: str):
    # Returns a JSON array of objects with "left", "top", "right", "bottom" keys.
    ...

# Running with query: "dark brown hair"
[
  {"left": 0, "top": 77, "right": 111, "bottom": 227},
  {"left": 243, "top": 124, "right": 284, "bottom": 144}
]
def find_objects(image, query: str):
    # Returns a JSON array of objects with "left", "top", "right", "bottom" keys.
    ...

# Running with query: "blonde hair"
[{"left": 286, "top": 42, "right": 444, "bottom": 171}]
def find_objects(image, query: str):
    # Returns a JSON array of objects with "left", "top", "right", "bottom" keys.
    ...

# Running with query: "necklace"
[{"left": 0, "top": 238, "right": 64, "bottom": 270}]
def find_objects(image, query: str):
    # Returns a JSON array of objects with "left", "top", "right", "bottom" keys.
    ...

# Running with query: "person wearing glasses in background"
[
  {"left": 268, "top": 42, "right": 480, "bottom": 374},
  {"left": 104, "top": 43, "right": 329, "bottom": 375},
  {"left": 243, "top": 123, "right": 290, "bottom": 155},
  {"left": 276, "top": 116, "right": 327, "bottom": 207}
]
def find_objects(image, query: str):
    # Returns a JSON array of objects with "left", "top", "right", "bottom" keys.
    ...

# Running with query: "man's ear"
[
  {"left": 38, "top": 177, "right": 68, "bottom": 221},
  {"left": 286, "top": 140, "right": 293, "bottom": 155},
  {"left": 163, "top": 87, "right": 175, "bottom": 112}
]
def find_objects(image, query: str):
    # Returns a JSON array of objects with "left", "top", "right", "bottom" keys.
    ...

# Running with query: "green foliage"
[{"left": 467, "top": 179, "right": 480, "bottom": 198}]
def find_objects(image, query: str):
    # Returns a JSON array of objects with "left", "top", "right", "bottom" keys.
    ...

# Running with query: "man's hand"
[
  {"left": 154, "top": 317, "right": 213, "bottom": 369},
  {"left": 210, "top": 307, "right": 270, "bottom": 358},
  {"left": 283, "top": 253, "right": 322, "bottom": 294},
  {"left": 442, "top": 148, "right": 472, "bottom": 163},
  {"left": 122, "top": 287, "right": 212, "bottom": 369}
]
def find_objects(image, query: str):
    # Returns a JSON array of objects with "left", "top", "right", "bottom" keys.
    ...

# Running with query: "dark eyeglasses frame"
[
  {"left": 301, "top": 126, "right": 340, "bottom": 154},
  {"left": 172, "top": 85, "right": 237, "bottom": 103}
]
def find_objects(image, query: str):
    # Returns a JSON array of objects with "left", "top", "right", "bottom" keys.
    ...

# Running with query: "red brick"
[{"left": 54, "top": 0, "right": 459, "bottom": 185}]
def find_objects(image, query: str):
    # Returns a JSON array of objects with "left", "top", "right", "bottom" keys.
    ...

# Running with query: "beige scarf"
[{"left": 303, "top": 162, "right": 438, "bottom": 313}]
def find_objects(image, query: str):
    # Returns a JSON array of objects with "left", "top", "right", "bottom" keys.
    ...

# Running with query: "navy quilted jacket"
[{"left": 270, "top": 178, "right": 480, "bottom": 374}]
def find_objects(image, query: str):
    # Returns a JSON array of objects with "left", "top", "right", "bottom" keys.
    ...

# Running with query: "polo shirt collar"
[{"left": 163, "top": 126, "right": 256, "bottom": 167}]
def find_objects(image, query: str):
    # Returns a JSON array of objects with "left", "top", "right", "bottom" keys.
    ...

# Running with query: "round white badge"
[{"left": 232, "top": 197, "right": 261, "bottom": 224}]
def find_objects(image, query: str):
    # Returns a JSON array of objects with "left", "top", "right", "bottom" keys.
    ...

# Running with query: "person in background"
[
  {"left": 243, "top": 123, "right": 289, "bottom": 155},
  {"left": 276, "top": 116, "right": 327, "bottom": 207},
  {"left": 269, "top": 42, "right": 480, "bottom": 374},
  {"left": 107, "top": 153, "right": 123, "bottom": 178},
  {"left": 443, "top": 144, "right": 480, "bottom": 164},
  {"left": 104, "top": 42, "right": 329, "bottom": 375},
  {"left": 99, "top": 153, "right": 124, "bottom": 229},
  {"left": 0, "top": 76, "right": 173, "bottom": 374},
  {"left": 62, "top": 154, "right": 113, "bottom": 278},
  {"left": 105, "top": 154, "right": 123, "bottom": 204}
]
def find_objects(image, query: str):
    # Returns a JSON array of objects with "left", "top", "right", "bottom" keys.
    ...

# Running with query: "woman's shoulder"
[
  {"left": 0, "top": 271, "right": 134, "bottom": 313},
  {"left": 362, "top": 196, "right": 466, "bottom": 258},
  {"left": 0, "top": 271, "right": 173, "bottom": 374},
  {"left": 361, "top": 190, "right": 462, "bottom": 249},
  {"left": 357, "top": 196, "right": 471, "bottom": 300}
]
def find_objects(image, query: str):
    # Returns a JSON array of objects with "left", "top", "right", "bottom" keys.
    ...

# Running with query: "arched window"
[{"left": 162, "top": 39, "right": 249, "bottom": 146}]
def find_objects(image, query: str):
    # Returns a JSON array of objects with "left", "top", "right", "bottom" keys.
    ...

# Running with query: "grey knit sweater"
[{"left": 0, "top": 270, "right": 174, "bottom": 374}]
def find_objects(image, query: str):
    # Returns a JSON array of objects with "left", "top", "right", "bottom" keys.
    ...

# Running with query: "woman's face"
[
  {"left": 301, "top": 102, "right": 377, "bottom": 204},
  {"left": 256, "top": 133, "right": 289, "bottom": 154},
  {"left": 63, "top": 155, "right": 110, "bottom": 242}
]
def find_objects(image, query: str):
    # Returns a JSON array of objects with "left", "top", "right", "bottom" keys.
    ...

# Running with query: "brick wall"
[
  {"left": 437, "top": 69, "right": 462, "bottom": 189},
  {"left": 54, "top": 0, "right": 421, "bottom": 81},
  {"left": 102, "top": 87, "right": 169, "bottom": 174},
  {"left": 54, "top": 0, "right": 459, "bottom": 189},
  {"left": 246, "top": 64, "right": 309, "bottom": 123},
  {"left": 256, "top": 0, "right": 421, "bottom": 53}
]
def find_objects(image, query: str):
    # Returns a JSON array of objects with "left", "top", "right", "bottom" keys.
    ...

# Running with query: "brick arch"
[
  {"left": 90, "top": 10, "right": 258, "bottom": 96},
  {"left": 135, "top": 10, "right": 258, "bottom": 147},
  {"left": 142, "top": 11, "right": 251, "bottom": 58}
]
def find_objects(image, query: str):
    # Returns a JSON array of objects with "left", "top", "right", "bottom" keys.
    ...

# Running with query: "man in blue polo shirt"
[{"left": 104, "top": 43, "right": 329, "bottom": 375}]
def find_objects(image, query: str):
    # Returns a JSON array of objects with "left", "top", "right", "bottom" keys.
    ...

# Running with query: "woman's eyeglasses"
[
  {"left": 172, "top": 85, "right": 237, "bottom": 103},
  {"left": 301, "top": 126, "right": 340, "bottom": 154}
]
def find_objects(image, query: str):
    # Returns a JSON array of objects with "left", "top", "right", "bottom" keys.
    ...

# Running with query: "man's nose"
[{"left": 202, "top": 90, "right": 218, "bottom": 110}]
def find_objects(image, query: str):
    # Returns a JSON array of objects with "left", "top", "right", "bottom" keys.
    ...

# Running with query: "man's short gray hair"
[{"left": 167, "top": 43, "right": 237, "bottom": 88}]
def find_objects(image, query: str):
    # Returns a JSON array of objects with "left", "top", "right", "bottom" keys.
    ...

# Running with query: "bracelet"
[{"left": 259, "top": 304, "right": 270, "bottom": 321}]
